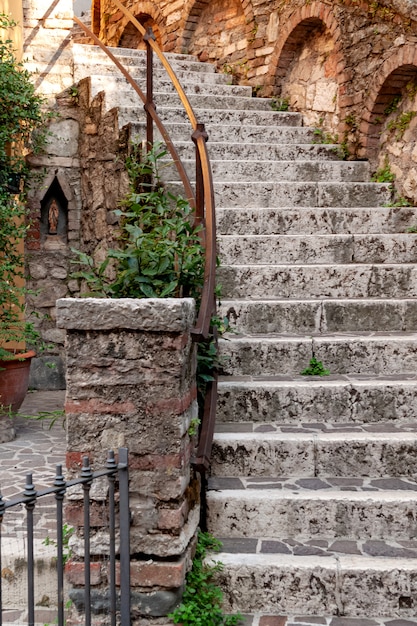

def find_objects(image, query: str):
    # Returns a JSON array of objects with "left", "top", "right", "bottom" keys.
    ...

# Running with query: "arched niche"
[
  {"left": 118, "top": 13, "right": 162, "bottom": 49},
  {"left": 275, "top": 17, "right": 339, "bottom": 130},
  {"left": 183, "top": 0, "right": 248, "bottom": 68},
  {"left": 40, "top": 176, "right": 68, "bottom": 245}
]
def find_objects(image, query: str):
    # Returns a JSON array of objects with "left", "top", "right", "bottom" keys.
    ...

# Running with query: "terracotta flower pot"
[{"left": 0, "top": 349, "right": 36, "bottom": 413}]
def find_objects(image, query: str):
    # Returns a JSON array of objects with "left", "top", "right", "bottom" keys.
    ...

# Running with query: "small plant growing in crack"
[{"left": 301, "top": 357, "right": 330, "bottom": 376}]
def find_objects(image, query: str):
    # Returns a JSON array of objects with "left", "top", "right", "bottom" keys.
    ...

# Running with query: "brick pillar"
[{"left": 56, "top": 297, "right": 200, "bottom": 624}]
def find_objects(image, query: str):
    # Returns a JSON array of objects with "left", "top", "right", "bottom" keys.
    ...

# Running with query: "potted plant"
[{"left": 0, "top": 13, "right": 50, "bottom": 428}]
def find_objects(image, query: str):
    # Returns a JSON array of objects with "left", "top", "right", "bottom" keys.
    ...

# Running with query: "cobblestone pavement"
[
  {"left": 0, "top": 390, "right": 66, "bottom": 541},
  {"left": 0, "top": 390, "right": 66, "bottom": 496}
]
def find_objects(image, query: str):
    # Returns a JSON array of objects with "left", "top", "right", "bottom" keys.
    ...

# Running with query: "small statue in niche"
[{"left": 48, "top": 198, "right": 59, "bottom": 234}]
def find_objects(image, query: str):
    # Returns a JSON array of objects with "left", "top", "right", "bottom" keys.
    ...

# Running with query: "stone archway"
[
  {"left": 103, "top": 1, "right": 166, "bottom": 49},
  {"left": 118, "top": 12, "right": 163, "bottom": 49},
  {"left": 267, "top": 2, "right": 344, "bottom": 133},
  {"left": 181, "top": 0, "right": 255, "bottom": 73},
  {"left": 362, "top": 45, "right": 417, "bottom": 159},
  {"left": 361, "top": 46, "right": 417, "bottom": 201}
]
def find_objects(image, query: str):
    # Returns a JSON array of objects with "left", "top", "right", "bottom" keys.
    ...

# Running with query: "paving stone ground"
[{"left": 0, "top": 390, "right": 66, "bottom": 541}]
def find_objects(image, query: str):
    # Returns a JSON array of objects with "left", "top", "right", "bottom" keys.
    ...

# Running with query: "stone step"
[
  {"left": 161, "top": 159, "right": 370, "bottom": 183},
  {"left": 165, "top": 141, "right": 343, "bottom": 163},
  {"left": 169, "top": 182, "right": 392, "bottom": 208},
  {"left": 75, "top": 63, "right": 234, "bottom": 86},
  {"left": 126, "top": 107, "right": 304, "bottom": 127},
  {"left": 218, "top": 234, "right": 417, "bottom": 265},
  {"left": 216, "top": 376, "right": 417, "bottom": 424},
  {"left": 219, "top": 334, "right": 417, "bottom": 376},
  {"left": 87, "top": 74, "right": 253, "bottom": 98},
  {"left": 212, "top": 551, "right": 417, "bottom": 617},
  {"left": 88, "top": 86, "right": 276, "bottom": 111},
  {"left": 217, "top": 207, "right": 417, "bottom": 235},
  {"left": 72, "top": 43, "right": 217, "bottom": 73},
  {"left": 225, "top": 614, "right": 417, "bottom": 626},
  {"left": 206, "top": 485, "right": 417, "bottom": 540},
  {"left": 129, "top": 121, "right": 316, "bottom": 143},
  {"left": 217, "top": 298, "right": 417, "bottom": 334},
  {"left": 217, "top": 263, "right": 417, "bottom": 299},
  {"left": 210, "top": 429, "right": 417, "bottom": 478}
]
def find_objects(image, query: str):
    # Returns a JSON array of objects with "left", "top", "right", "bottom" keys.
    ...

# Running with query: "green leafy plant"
[
  {"left": 387, "top": 111, "right": 417, "bottom": 140},
  {"left": 19, "top": 409, "right": 66, "bottom": 429},
  {"left": 188, "top": 417, "right": 201, "bottom": 437},
  {"left": 384, "top": 95, "right": 401, "bottom": 116},
  {"left": 371, "top": 157, "right": 395, "bottom": 183},
  {"left": 384, "top": 196, "right": 413, "bottom": 207},
  {"left": 313, "top": 126, "right": 339, "bottom": 145},
  {"left": 301, "top": 357, "right": 330, "bottom": 376},
  {"left": 271, "top": 97, "right": 290, "bottom": 111},
  {"left": 43, "top": 524, "right": 74, "bottom": 565},
  {"left": 0, "top": 14, "right": 51, "bottom": 359},
  {"left": 71, "top": 142, "right": 205, "bottom": 300},
  {"left": 169, "top": 531, "right": 242, "bottom": 626}
]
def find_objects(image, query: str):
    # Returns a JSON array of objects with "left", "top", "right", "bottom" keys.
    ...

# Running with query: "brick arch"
[
  {"left": 361, "top": 45, "right": 417, "bottom": 159},
  {"left": 180, "top": 0, "right": 256, "bottom": 55},
  {"left": 118, "top": 13, "right": 163, "bottom": 49},
  {"left": 106, "top": 1, "right": 167, "bottom": 49},
  {"left": 266, "top": 2, "right": 345, "bottom": 100}
]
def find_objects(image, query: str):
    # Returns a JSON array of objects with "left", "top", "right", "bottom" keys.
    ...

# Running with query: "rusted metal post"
[
  {"left": 144, "top": 26, "right": 156, "bottom": 149},
  {"left": 192, "top": 123, "right": 209, "bottom": 230}
]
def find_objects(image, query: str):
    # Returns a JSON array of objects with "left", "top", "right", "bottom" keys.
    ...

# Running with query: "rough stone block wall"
[
  {"left": 25, "top": 73, "right": 130, "bottom": 388},
  {"left": 56, "top": 297, "right": 200, "bottom": 624}
]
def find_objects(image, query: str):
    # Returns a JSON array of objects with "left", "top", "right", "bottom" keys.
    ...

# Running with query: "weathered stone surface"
[
  {"left": 207, "top": 489, "right": 417, "bottom": 541},
  {"left": 212, "top": 430, "right": 417, "bottom": 478},
  {"left": 29, "top": 356, "right": 66, "bottom": 390},
  {"left": 216, "top": 378, "right": 417, "bottom": 424},
  {"left": 56, "top": 297, "right": 195, "bottom": 331},
  {"left": 62, "top": 298, "right": 198, "bottom": 615},
  {"left": 217, "top": 207, "right": 417, "bottom": 237}
]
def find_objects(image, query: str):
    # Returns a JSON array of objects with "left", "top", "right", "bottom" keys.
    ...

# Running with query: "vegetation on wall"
[
  {"left": 169, "top": 531, "right": 241, "bottom": 626},
  {"left": 0, "top": 14, "right": 50, "bottom": 358},
  {"left": 72, "top": 142, "right": 205, "bottom": 300}
]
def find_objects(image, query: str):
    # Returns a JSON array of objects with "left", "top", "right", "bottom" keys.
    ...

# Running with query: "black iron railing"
[{"left": 0, "top": 448, "right": 130, "bottom": 626}]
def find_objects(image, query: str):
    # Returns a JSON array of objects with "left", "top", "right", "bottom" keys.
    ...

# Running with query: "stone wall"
[
  {"left": 96, "top": 0, "right": 417, "bottom": 201},
  {"left": 56, "top": 297, "right": 200, "bottom": 625},
  {"left": 25, "top": 70, "right": 130, "bottom": 388}
]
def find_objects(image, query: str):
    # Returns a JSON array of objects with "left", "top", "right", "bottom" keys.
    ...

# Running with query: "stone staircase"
[{"left": 72, "top": 44, "right": 417, "bottom": 625}]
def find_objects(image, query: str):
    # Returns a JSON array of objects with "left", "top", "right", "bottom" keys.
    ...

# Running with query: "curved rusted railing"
[{"left": 73, "top": 11, "right": 217, "bottom": 472}]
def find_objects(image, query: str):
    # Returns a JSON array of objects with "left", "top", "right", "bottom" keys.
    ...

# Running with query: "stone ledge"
[{"left": 56, "top": 297, "right": 195, "bottom": 331}]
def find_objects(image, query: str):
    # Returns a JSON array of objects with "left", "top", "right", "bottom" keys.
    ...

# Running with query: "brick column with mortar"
[{"left": 56, "top": 297, "right": 200, "bottom": 625}]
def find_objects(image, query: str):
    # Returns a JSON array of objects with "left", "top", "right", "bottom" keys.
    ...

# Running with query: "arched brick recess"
[
  {"left": 267, "top": 3, "right": 344, "bottom": 93},
  {"left": 102, "top": 1, "right": 167, "bottom": 49},
  {"left": 180, "top": 0, "right": 255, "bottom": 67},
  {"left": 265, "top": 3, "right": 345, "bottom": 131},
  {"left": 361, "top": 45, "right": 417, "bottom": 160},
  {"left": 118, "top": 13, "right": 163, "bottom": 49}
]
